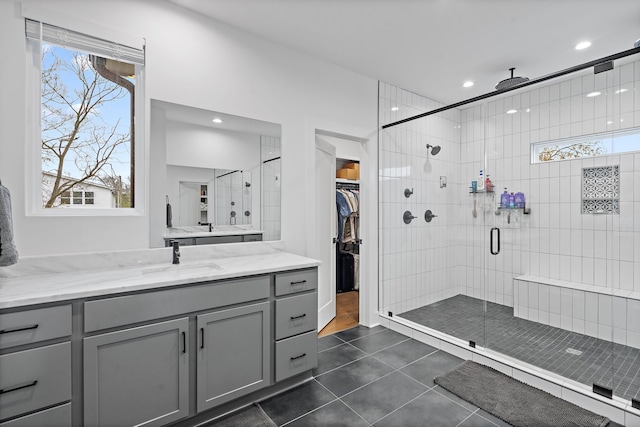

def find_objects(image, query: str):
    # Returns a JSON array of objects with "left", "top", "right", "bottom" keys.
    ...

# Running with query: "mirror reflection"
[{"left": 152, "top": 100, "right": 281, "bottom": 246}]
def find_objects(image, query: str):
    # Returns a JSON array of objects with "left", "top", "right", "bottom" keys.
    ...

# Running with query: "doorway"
[{"left": 315, "top": 132, "right": 363, "bottom": 336}]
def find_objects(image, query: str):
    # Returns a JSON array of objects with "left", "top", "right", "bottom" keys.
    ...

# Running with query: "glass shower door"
[{"left": 477, "top": 64, "right": 621, "bottom": 403}]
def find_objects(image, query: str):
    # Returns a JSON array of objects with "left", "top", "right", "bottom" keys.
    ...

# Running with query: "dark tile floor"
[
  {"left": 260, "top": 326, "right": 514, "bottom": 426},
  {"left": 400, "top": 294, "right": 640, "bottom": 401}
]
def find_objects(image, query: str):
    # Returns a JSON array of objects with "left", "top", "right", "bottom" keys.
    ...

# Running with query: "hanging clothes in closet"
[{"left": 336, "top": 185, "right": 359, "bottom": 292}]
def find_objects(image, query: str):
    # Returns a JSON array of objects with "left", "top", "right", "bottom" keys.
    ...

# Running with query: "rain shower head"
[
  {"left": 495, "top": 67, "right": 529, "bottom": 91},
  {"left": 426, "top": 144, "right": 441, "bottom": 155}
]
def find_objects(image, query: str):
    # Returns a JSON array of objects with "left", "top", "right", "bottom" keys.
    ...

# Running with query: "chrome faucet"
[
  {"left": 209, "top": 223, "right": 213, "bottom": 232},
  {"left": 171, "top": 240, "right": 180, "bottom": 264}
]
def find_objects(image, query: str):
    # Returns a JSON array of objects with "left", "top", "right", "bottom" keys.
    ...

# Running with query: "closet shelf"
[{"left": 337, "top": 178, "right": 359, "bottom": 184}]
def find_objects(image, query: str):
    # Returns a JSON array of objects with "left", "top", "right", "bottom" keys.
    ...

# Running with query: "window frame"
[{"left": 24, "top": 14, "right": 146, "bottom": 217}]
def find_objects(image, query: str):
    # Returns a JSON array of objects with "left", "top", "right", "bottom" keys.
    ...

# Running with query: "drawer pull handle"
[
  {"left": 0, "top": 380, "right": 38, "bottom": 395},
  {"left": 182, "top": 332, "right": 186, "bottom": 354},
  {"left": 290, "top": 353, "right": 306, "bottom": 361},
  {"left": 290, "top": 280, "right": 307, "bottom": 285},
  {"left": 290, "top": 314, "right": 307, "bottom": 320},
  {"left": 0, "top": 324, "right": 39, "bottom": 334},
  {"left": 200, "top": 328, "right": 205, "bottom": 349}
]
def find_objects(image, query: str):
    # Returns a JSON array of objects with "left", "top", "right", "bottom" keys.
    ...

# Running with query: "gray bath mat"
[
  {"left": 202, "top": 404, "right": 277, "bottom": 427},
  {"left": 434, "top": 361, "right": 610, "bottom": 427}
]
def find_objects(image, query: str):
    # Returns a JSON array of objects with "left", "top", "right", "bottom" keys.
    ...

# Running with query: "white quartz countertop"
[
  {"left": 0, "top": 241, "right": 319, "bottom": 309},
  {"left": 164, "top": 225, "right": 263, "bottom": 239}
]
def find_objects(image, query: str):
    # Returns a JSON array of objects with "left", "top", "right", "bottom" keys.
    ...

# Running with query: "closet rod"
[{"left": 336, "top": 182, "right": 359, "bottom": 190}]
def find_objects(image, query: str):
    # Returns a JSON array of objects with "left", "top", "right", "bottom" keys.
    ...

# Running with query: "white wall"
[
  {"left": 166, "top": 122, "right": 260, "bottom": 170},
  {"left": 0, "top": 0, "right": 377, "bottom": 257}
]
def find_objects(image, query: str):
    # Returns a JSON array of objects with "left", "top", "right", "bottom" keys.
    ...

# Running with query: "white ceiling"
[
  {"left": 167, "top": 0, "right": 640, "bottom": 106},
  {"left": 153, "top": 100, "right": 281, "bottom": 136}
]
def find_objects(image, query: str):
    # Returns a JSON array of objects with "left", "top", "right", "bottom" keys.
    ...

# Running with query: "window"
[
  {"left": 25, "top": 19, "right": 144, "bottom": 213},
  {"left": 531, "top": 127, "right": 640, "bottom": 163}
]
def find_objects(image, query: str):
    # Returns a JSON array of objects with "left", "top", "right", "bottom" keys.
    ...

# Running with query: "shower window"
[{"left": 531, "top": 126, "right": 640, "bottom": 164}]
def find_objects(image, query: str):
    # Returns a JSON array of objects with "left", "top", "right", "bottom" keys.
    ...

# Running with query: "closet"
[{"left": 335, "top": 160, "right": 360, "bottom": 293}]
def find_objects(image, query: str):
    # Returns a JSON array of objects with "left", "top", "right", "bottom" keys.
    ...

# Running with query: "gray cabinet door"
[
  {"left": 83, "top": 318, "right": 189, "bottom": 427},
  {"left": 196, "top": 302, "right": 270, "bottom": 411}
]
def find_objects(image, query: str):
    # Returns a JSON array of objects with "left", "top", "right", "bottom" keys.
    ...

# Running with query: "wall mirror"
[{"left": 151, "top": 100, "right": 281, "bottom": 245}]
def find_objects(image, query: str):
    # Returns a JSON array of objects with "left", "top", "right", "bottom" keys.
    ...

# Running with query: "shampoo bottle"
[
  {"left": 500, "top": 188, "right": 509, "bottom": 208},
  {"left": 485, "top": 175, "right": 492, "bottom": 192},
  {"left": 509, "top": 192, "right": 515, "bottom": 208},
  {"left": 515, "top": 191, "right": 525, "bottom": 208},
  {"left": 477, "top": 170, "right": 485, "bottom": 191}
]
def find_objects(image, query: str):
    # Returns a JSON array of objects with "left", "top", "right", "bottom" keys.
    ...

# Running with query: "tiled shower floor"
[{"left": 400, "top": 294, "right": 640, "bottom": 402}]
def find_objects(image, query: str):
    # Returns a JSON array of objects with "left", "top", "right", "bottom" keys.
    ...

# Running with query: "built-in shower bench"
[{"left": 513, "top": 275, "right": 640, "bottom": 350}]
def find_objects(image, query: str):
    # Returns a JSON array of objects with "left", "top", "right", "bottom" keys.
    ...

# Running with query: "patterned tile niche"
[{"left": 581, "top": 165, "right": 620, "bottom": 214}]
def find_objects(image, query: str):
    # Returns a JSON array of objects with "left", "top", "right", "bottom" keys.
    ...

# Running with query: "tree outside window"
[{"left": 40, "top": 44, "right": 135, "bottom": 208}]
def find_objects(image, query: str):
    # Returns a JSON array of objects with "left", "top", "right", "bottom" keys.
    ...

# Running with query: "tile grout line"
[
  {"left": 366, "top": 388, "right": 433, "bottom": 425},
  {"left": 277, "top": 379, "right": 340, "bottom": 427}
]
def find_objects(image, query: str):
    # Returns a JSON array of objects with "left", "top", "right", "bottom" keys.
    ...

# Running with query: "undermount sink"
[{"left": 142, "top": 261, "right": 221, "bottom": 275}]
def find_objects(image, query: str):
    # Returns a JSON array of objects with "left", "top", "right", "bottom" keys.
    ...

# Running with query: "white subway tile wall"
[
  {"left": 261, "top": 136, "right": 281, "bottom": 241},
  {"left": 379, "top": 59, "right": 640, "bottom": 328},
  {"left": 379, "top": 82, "right": 461, "bottom": 316}
]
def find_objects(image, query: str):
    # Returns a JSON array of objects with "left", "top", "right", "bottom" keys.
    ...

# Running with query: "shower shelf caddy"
[{"left": 468, "top": 187, "right": 531, "bottom": 215}]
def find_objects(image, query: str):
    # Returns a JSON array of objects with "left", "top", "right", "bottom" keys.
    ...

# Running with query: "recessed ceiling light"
[
  {"left": 615, "top": 88, "right": 628, "bottom": 94},
  {"left": 575, "top": 41, "right": 591, "bottom": 50},
  {"left": 586, "top": 91, "right": 601, "bottom": 97},
  {"left": 506, "top": 109, "right": 517, "bottom": 114},
  {"left": 212, "top": 118, "right": 223, "bottom": 123},
  {"left": 526, "top": 108, "right": 531, "bottom": 113},
  {"left": 463, "top": 81, "right": 474, "bottom": 88},
  {"left": 391, "top": 106, "right": 399, "bottom": 111}
]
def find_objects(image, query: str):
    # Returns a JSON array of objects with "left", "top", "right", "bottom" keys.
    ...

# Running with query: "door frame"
[{"left": 306, "top": 118, "right": 377, "bottom": 330}]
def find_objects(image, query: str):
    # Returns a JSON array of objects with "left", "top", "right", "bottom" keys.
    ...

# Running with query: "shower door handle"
[{"left": 490, "top": 227, "right": 500, "bottom": 255}]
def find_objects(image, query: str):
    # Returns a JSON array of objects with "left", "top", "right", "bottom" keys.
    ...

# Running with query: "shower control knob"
[
  {"left": 424, "top": 210, "right": 438, "bottom": 222},
  {"left": 403, "top": 211, "right": 417, "bottom": 224}
]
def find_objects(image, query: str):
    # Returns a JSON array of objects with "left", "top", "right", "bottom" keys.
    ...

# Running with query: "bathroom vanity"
[
  {"left": 163, "top": 225, "right": 263, "bottom": 246},
  {"left": 0, "top": 242, "right": 318, "bottom": 427}
]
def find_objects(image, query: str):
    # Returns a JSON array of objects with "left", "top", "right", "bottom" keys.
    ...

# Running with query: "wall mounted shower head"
[{"left": 426, "top": 144, "right": 441, "bottom": 155}]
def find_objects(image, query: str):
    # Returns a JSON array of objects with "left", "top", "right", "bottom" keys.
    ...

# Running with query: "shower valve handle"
[
  {"left": 403, "top": 211, "right": 417, "bottom": 224},
  {"left": 424, "top": 210, "right": 438, "bottom": 222}
]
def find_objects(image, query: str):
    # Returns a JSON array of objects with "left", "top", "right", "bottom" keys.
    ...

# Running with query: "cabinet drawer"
[
  {"left": 85, "top": 275, "right": 270, "bottom": 332},
  {"left": 275, "top": 293, "right": 317, "bottom": 340},
  {"left": 196, "top": 236, "right": 242, "bottom": 245},
  {"left": 275, "top": 269, "right": 317, "bottom": 296},
  {"left": 0, "top": 403, "right": 71, "bottom": 426},
  {"left": 0, "top": 305, "right": 71, "bottom": 350},
  {"left": 242, "top": 234, "right": 262, "bottom": 242},
  {"left": 0, "top": 342, "right": 71, "bottom": 421},
  {"left": 275, "top": 331, "right": 318, "bottom": 382}
]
